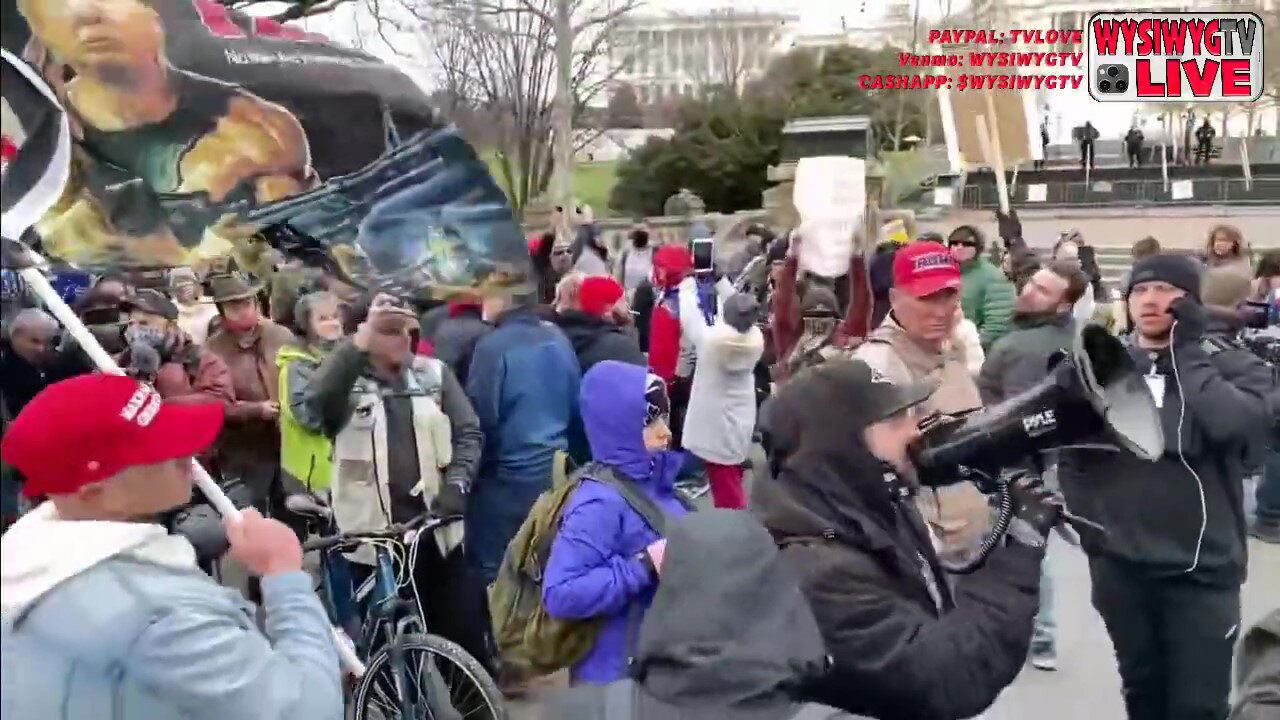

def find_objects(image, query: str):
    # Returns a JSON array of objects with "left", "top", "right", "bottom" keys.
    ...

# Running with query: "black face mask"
[{"left": 88, "top": 323, "right": 128, "bottom": 354}]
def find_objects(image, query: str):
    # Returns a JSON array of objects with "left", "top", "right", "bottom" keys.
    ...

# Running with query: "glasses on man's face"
[{"left": 948, "top": 240, "right": 977, "bottom": 248}]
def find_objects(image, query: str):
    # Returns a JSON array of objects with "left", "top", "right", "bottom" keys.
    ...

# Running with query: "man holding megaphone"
[
  {"left": 753, "top": 359, "right": 1062, "bottom": 720},
  {"left": 1058, "top": 254, "right": 1273, "bottom": 720}
]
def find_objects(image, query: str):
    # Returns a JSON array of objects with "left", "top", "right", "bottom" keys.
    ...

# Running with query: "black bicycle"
[{"left": 288, "top": 495, "right": 506, "bottom": 720}]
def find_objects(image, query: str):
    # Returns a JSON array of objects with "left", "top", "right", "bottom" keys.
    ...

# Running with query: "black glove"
[
  {"left": 431, "top": 481, "right": 468, "bottom": 517},
  {"left": 995, "top": 208, "right": 1022, "bottom": 244},
  {"left": 1007, "top": 474, "right": 1063, "bottom": 547},
  {"left": 170, "top": 504, "right": 230, "bottom": 562},
  {"left": 1170, "top": 296, "right": 1207, "bottom": 346},
  {"left": 126, "top": 342, "right": 161, "bottom": 383}
]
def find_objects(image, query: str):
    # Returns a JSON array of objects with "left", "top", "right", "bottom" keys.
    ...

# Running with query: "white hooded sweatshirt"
[{"left": 0, "top": 502, "right": 197, "bottom": 621}]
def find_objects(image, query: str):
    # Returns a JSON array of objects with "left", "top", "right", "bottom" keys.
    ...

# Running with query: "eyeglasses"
[{"left": 948, "top": 240, "right": 978, "bottom": 248}]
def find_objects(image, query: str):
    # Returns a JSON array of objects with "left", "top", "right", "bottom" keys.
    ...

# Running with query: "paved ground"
[
  {"left": 508, "top": 443, "right": 1280, "bottom": 719},
  {"left": 509, "top": 537, "right": 1278, "bottom": 720}
]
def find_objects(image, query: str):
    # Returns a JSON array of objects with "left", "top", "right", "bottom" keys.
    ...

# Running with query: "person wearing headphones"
[{"left": 1058, "top": 253, "right": 1273, "bottom": 720}]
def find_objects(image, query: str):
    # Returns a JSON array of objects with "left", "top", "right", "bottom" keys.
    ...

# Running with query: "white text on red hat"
[{"left": 120, "top": 384, "right": 162, "bottom": 428}]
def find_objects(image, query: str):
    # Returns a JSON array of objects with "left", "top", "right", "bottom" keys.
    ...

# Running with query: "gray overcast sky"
[
  {"left": 248, "top": 0, "right": 961, "bottom": 92},
  {"left": 252, "top": 0, "right": 952, "bottom": 41}
]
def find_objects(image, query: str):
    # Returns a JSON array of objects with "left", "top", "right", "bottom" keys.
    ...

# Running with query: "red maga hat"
[
  {"left": 893, "top": 242, "right": 963, "bottom": 298},
  {"left": 1, "top": 374, "right": 224, "bottom": 498}
]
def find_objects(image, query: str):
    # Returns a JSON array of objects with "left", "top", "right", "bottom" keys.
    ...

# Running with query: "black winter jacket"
[
  {"left": 977, "top": 312, "right": 1076, "bottom": 405},
  {"left": 427, "top": 305, "right": 490, "bottom": 386},
  {"left": 753, "top": 361, "right": 1044, "bottom": 720},
  {"left": 1059, "top": 324, "right": 1274, "bottom": 586},
  {"left": 552, "top": 310, "right": 646, "bottom": 376}
]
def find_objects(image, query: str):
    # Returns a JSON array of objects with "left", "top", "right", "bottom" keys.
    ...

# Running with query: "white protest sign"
[
  {"left": 1026, "top": 184, "right": 1047, "bottom": 202},
  {"left": 794, "top": 155, "right": 865, "bottom": 278},
  {"left": 1171, "top": 179, "right": 1194, "bottom": 200}
]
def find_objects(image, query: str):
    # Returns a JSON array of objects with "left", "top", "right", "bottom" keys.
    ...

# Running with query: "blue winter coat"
[
  {"left": 465, "top": 305, "right": 581, "bottom": 482},
  {"left": 542, "top": 361, "right": 688, "bottom": 685}
]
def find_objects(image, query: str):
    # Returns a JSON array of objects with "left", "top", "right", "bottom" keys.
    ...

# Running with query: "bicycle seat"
[{"left": 285, "top": 493, "right": 333, "bottom": 520}]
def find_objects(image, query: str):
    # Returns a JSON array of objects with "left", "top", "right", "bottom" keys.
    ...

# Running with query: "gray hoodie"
[
  {"left": 550, "top": 509, "right": 864, "bottom": 719},
  {"left": 1231, "top": 609, "right": 1280, "bottom": 720}
]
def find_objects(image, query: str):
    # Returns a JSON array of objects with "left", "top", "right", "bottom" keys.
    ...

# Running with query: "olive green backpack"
[{"left": 488, "top": 452, "right": 670, "bottom": 677}]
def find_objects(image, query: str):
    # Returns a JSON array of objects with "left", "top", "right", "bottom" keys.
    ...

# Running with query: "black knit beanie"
[{"left": 1125, "top": 253, "right": 1201, "bottom": 301}]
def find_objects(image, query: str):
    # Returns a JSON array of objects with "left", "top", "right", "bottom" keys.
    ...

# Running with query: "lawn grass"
[
  {"left": 572, "top": 161, "right": 620, "bottom": 217},
  {"left": 480, "top": 150, "right": 620, "bottom": 217}
]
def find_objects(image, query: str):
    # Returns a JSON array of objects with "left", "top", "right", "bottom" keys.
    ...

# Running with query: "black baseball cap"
[{"left": 813, "top": 360, "right": 937, "bottom": 424}]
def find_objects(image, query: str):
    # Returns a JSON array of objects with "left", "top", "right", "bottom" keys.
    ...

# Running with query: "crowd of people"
[{"left": 0, "top": 212, "right": 1277, "bottom": 720}]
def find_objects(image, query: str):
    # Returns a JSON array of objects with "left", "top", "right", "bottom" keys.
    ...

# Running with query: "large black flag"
[
  {"left": 1, "top": 0, "right": 529, "bottom": 299},
  {"left": 1, "top": 46, "right": 69, "bottom": 242}
]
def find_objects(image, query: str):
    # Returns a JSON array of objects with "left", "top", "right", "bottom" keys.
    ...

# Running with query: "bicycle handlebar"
[{"left": 301, "top": 513, "right": 461, "bottom": 553}]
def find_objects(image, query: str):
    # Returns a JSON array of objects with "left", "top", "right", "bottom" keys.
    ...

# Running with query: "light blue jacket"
[{"left": 1, "top": 557, "right": 342, "bottom": 720}]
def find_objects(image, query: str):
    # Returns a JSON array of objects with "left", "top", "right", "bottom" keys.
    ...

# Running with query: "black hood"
[
  {"left": 756, "top": 361, "right": 902, "bottom": 544},
  {"left": 553, "top": 309, "right": 626, "bottom": 355},
  {"left": 633, "top": 510, "right": 829, "bottom": 718}
]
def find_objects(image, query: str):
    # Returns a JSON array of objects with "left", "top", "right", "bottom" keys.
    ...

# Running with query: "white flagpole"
[
  {"left": 976, "top": 115, "right": 1010, "bottom": 214},
  {"left": 18, "top": 257, "right": 240, "bottom": 517},
  {"left": 981, "top": 91, "right": 1011, "bottom": 214},
  {"left": 1161, "top": 143, "right": 1169, "bottom": 192},
  {"left": 5, "top": 45, "right": 362, "bottom": 674},
  {"left": 1241, "top": 137, "right": 1253, "bottom": 191},
  {"left": 1085, "top": 143, "right": 1092, "bottom": 188},
  {"left": 17, "top": 252, "right": 367, "bottom": 677}
]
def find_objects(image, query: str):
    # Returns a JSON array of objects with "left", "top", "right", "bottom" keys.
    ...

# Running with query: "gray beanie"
[{"left": 723, "top": 293, "right": 759, "bottom": 333}]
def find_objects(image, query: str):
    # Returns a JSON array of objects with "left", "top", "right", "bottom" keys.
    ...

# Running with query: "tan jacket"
[
  {"left": 206, "top": 320, "right": 296, "bottom": 484},
  {"left": 853, "top": 317, "right": 983, "bottom": 415},
  {"left": 853, "top": 317, "right": 990, "bottom": 558}
]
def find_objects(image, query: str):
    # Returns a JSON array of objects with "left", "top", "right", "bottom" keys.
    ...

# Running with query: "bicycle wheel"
[{"left": 351, "top": 633, "right": 506, "bottom": 720}]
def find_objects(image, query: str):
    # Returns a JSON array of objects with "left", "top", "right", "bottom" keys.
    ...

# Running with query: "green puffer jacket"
[{"left": 959, "top": 257, "right": 1015, "bottom": 349}]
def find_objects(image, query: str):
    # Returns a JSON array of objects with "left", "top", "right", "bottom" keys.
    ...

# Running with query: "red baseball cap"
[
  {"left": 578, "top": 275, "right": 625, "bottom": 316},
  {"left": 893, "top": 241, "right": 963, "bottom": 297},
  {"left": 1, "top": 374, "right": 224, "bottom": 498}
]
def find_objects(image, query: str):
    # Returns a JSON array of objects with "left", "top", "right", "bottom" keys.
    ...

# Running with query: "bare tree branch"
[
  {"left": 355, "top": 0, "right": 639, "bottom": 212},
  {"left": 218, "top": 0, "right": 355, "bottom": 21}
]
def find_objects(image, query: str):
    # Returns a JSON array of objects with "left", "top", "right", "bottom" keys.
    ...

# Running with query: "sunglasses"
[{"left": 948, "top": 240, "right": 978, "bottom": 248}]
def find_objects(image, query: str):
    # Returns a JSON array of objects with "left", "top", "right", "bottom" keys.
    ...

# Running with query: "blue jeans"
[
  {"left": 1034, "top": 539, "right": 1056, "bottom": 644},
  {"left": 1034, "top": 460, "right": 1058, "bottom": 644},
  {"left": 1257, "top": 447, "right": 1280, "bottom": 524},
  {"left": 465, "top": 476, "right": 548, "bottom": 586}
]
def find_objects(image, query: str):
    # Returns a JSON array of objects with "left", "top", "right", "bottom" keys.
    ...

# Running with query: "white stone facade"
[{"left": 610, "top": 10, "right": 798, "bottom": 104}]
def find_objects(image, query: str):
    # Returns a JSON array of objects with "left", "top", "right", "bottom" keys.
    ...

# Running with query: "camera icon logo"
[{"left": 1096, "top": 64, "right": 1129, "bottom": 94}]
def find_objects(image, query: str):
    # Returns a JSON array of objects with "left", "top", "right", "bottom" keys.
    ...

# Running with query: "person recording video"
[
  {"left": 752, "top": 359, "right": 1061, "bottom": 720},
  {"left": 1058, "top": 254, "right": 1273, "bottom": 720}
]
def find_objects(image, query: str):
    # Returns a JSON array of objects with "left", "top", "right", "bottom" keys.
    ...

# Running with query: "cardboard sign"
[
  {"left": 794, "top": 155, "right": 865, "bottom": 277},
  {"left": 939, "top": 63, "right": 1038, "bottom": 170}
]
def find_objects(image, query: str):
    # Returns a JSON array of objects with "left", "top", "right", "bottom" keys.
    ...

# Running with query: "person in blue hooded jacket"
[{"left": 542, "top": 360, "right": 689, "bottom": 685}]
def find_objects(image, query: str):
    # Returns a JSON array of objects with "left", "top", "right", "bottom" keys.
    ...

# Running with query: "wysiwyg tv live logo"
[{"left": 1087, "top": 12, "right": 1264, "bottom": 102}]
